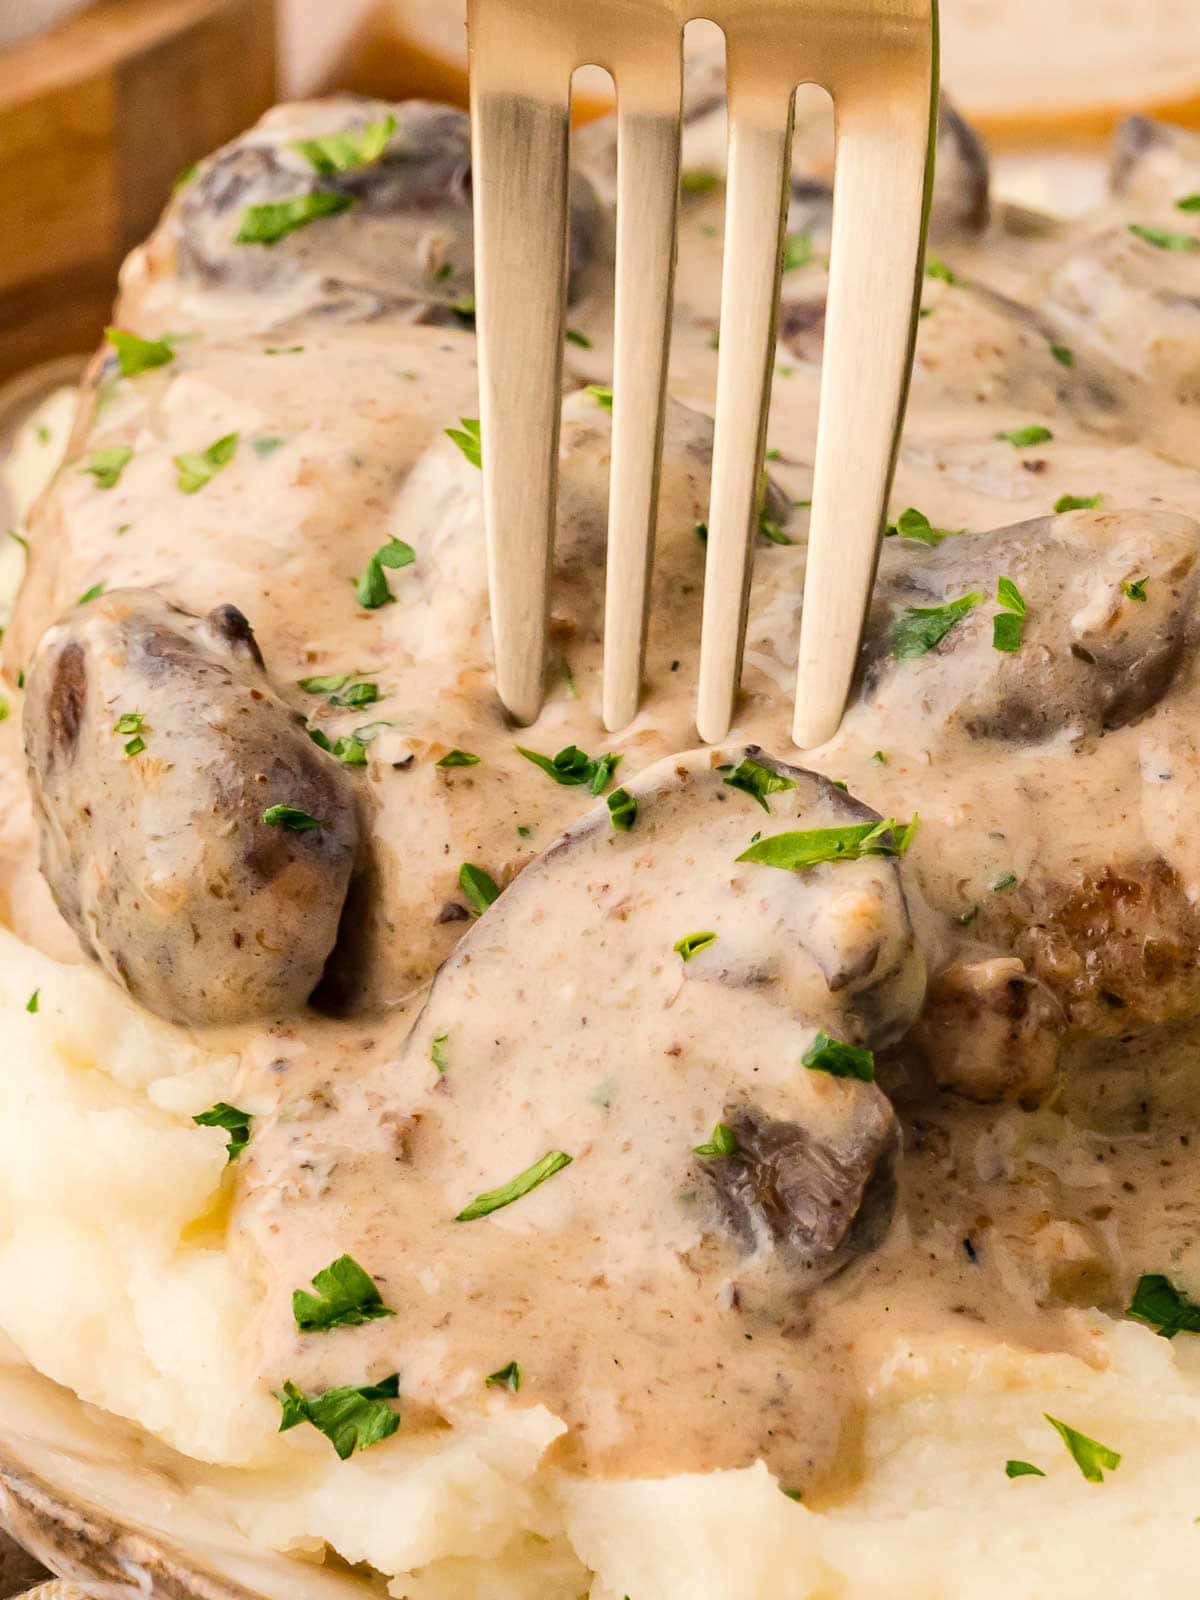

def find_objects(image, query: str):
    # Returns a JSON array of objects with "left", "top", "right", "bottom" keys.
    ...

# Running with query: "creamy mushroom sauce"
[{"left": 4, "top": 93, "right": 1200, "bottom": 1499}]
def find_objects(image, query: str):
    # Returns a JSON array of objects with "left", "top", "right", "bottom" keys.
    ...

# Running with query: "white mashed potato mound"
[{"left": 2, "top": 920, "right": 1200, "bottom": 1596}]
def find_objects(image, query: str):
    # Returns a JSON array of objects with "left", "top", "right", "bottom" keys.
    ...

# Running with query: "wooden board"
[{"left": 0, "top": 0, "right": 277, "bottom": 383}]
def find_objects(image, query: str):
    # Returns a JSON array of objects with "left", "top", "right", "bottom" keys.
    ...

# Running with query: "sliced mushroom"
[
  {"left": 404, "top": 746, "right": 927, "bottom": 1290},
  {"left": 24, "top": 589, "right": 360, "bottom": 1026},
  {"left": 1109, "top": 115, "right": 1200, "bottom": 207}
]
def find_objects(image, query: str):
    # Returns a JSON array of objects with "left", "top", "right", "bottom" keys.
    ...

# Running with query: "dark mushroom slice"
[
  {"left": 23, "top": 589, "right": 360, "bottom": 1027},
  {"left": 864, "top": 507, "right": 1200, "bottom": 744},
  {"left": 1109, "top": 115, "right": 1200, "bottom": 206},
  {"left": 404, "top": 746, "right": 927, "bottom": 1290},
  {"left": 174, "top": 97, "right": 603, "bottom": 320},
  {"left": 930, "top": 95, "right": 990, "bottom": 236}
]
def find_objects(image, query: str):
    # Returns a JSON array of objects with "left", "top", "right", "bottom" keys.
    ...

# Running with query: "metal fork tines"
[{"left": 467, "top": 0, "right": 937, "bottom": 747}]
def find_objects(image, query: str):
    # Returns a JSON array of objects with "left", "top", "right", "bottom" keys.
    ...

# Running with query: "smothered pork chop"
[{"left": 2, "top": 81, "right": 1200, "bottom": 1600}]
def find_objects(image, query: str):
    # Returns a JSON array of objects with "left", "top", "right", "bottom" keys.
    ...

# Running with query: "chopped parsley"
[
  {"left": 694, "top": 1122, "right": 737, "bottom": 1158},
  {"left": 674, "top": 931, "right": 717, "bottom": 962},
  {"left": 113, "top": 711, "right": 144, "bottom": 735},
  {"left": 262, "top": 804, "right": 322, "bottom": 831},
  {"left": 104, "top": 327, "right": 174, "bottom": 377},
  {"left": 459, "top": 862, "right": 500, "bottom": 916},
  {"left": 990, "top": 870, "right": 1017, "bottom": 891},
  {"left": 80, "top": 447, "right": 133, "bottom": 490},
  {"left": 723, "top": 755, "right": 796, "bottom": 812},
  {"left": 25, "top": 990, "right": 39, "bottom": 1014},
  {"left": 586, "top": 384, "right": 614, "bottom": 411},
  {"left": 924, "top": 253, "right": 958, "bottom": 284},
  {"left": 997, "top": 424, "right": 1053, "bottom": 448},
  {"left": 446, "top": 417, "right": 482, "bottom": 468},
  {"left": 355, "top": 537, "right": 415, "bottom": 608},
  {"left": 565, "top": 328, "right": 592, "bottom": 348},
  {"left": 758, "top": 508, "right": 793, "bottom": 545},
  {"left": 1044, "top": 1414, "right": 1121, "bottom": 1483},
  {"left": 802, "top": 1031, "right": 875, "bottom": 1082},
  {"left": 329, "top": 680, "right": 379, "bottom": 708},
  {"left": 884, "top": 507, "right": 964, "bottom": 546},
  {"left": 252, "top": 435, "right": 285, "bottom": 458},
  {"left": 437, "top": 749, "right": 481, "bottom": 768},
  {"left": 292, "top": 114, "right": 396, "bottom": 175},
  {"left": 297, "top": 672, "right": 355, "bottom": 696},
  {"left": 486, "top": 1361, "right": 522, "bottom": 1391},
  {"left": 872, "top": 750, "right": 887, "bottom": 764},
  {"left": 607, "top": 786, "right": 638, "bottom": 830},
  {"left": 993, "top": 575, "right": 1028, "bottom": 653},
  {"left": 1005, "top": 1460, "right": 1045, "bottom": 1479},
  {"left": 1122, "top": 576, "right": 1149, "bottom": 602},
  {"left": 782, "top": 232, "right": 813, "bottom": 272},
  {"left": 737, "top": 815, "right": 917, "bottom": 872},
  {"left": 292, "top": 1253, "right": 395, "bottom": 1331},
  {"left": 517, "top": 743, "right": 620, "bottom": 794},
  {"left": 1127, "top": 222, "right": 1197, "bottom": 252},
  {"left": 1049, "top": 342, "right": 1074, "bottom": 368},
  {"left": 450, "top": 294, "right": 476, "bottom": 325},
  {"left": 892, "top": 591, "right": 983, "bottom": 660},
  {"left": 1125, "top": 1272, "right": 1200, "bottom": 1338},
  {"left": 431, "top": 1032, "right": 449, "bottom": 1073},
  {"left": 681, "top": 169, "right": 720, "bottom": 194},
  {"left": 235, "top": 190, "right": 353, "bottom": 245},
  {"left": 1055, "top": 493, "right": 1100, "bottom": 513},
  {"left": 454, "top": 1150, "right": 572, "bottom": 1221},
  {"left": 174, "top": 431, "right": 238, "bottom": 494},
  {"left": 277, "top": 1374, "right": 399, "bottom": 1459},
  {"left": 76, "top": 582, "right": 105, "bottom": 605},
  {"left": 311, "top": 722, "right": 390, "bottom": 765},
  {"left": 192, "top": 1101, "right": 252, "bottom": 1161},
  {"left": 123, "top": 735, "right": 146, "bottom": 757},
  {"left": 1177, "top": 195, "right": 1200, "bottom": 212}
]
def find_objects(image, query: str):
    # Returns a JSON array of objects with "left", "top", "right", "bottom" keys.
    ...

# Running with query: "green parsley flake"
[
  {"left": 329, "top": 680, "right": 379, "bottom": 708},
  {"left": 674, "top": 931, "right": 717, "bottom": 962},
  {"left": 997, "top": 424, "right": 1053, "bottom": 448},
  {"left": 1005, "top": 1460, "right": 1046, "bottom": 1479},
  {"left": 737, "top": 815, "right": 917, "bottom": 872},
  {"left": 431, "top": 1032, "right": 449, "bottom": 1073},
  {"left": 694, "top": 1122, "right": 738, "bottom": 1158},
  {"left": 565, "top": 328, "right": 593, "bottom": 348},
  {"left": 1177, "top": 195, "right": 1200, "bottom": 213},
  {"left": 1055, "top": 493, "right": 1101, "bottom": 513},
  {"left": 802, "top": 1031, "right": 876, "bottom": 1082},
  {"left": 81, "top": 447, "right": 133, "bottom": 490},
  {"left": 104, "top": 327, "right": 175, "bottom": 377},
  {"left": 1127, "top": 222, "right": 1197, "bottom": 252},
  {"left": 586, "top": 384, "right": 614, "bottom": 412},
  {"left": 607, "top": 786, "right": 638, "bottom": 831},
  {"left": 277, "top": 1374, "right": 399, "bottom": 1459},
  {"left": 192, "top": 1101, "right": 252, "bottom": 1161},
  {"left": 123, "top": 735, "right": 146, "bottom": 758},
  {"left": 454, "top": 1150, "right": 572, "bottom": 1222},
  {"left": 872, "top": 750, "right": 887, "bottom": 765},
  {"left": 993, "top": 575, "right": 1028, "bottom": 654},
  {"left": 782, "top": 232, "right": 813, "bottom": 272},
  {"left": 25, "top": 990, "right": 39, "bottom": 1014},
  {"left": 1044, "top": 1414, "right": 1121, "bottom": 1483},
  {"left": 681, "top": 170, "right": 720, "bottom": 195},
  {"left": 446, "top": 417, "right": 482, "bottom": 468},
  {"left": 174, "top": 431, "right": 238, "bottom": 494},
  {"left": 517, "top": 743, "right": 620, "bottom": 794},
  {"left": 758, "top": 508, "right": 793, "bottom": 545},
  {"left": 252, "top": 435, "right": 285, "bottom": 458},
  {"left": 925, "top": 253, "right": 958, "bottom": 284},
  {"left": 1125, "top": 1272, "right": 1200, "bottom": 1338},
  {"left": 298, "top": 673, "right": 354, "bottom": 696},
  {"left": 459, "top": 862, "right": 500, "bottom": 916},
  {"left": 262, "top": 804, "right": 322, "bottom": 831},
  {"left": 991, "top": 870, "right": 1018, "bottom": 892},
  {"left": 355, "top": 537, "right": 415, "bottom": 608},
  {"left": 486, "top": 1361, "right": 522, "bottom": 1391},
  {"left": 884, "top": 507, "right": 964, "bottom": 546},
  {"left": 292, "top": 114, "right": 396, "bottom": 176},
  {"left": 723, "top": 755, "right": 796, "bottom": 813},
  {"left": 292, "top": 1253, "right": 395, "bottom": 1331},
  {"left": 437, "top": 749, "right": 481, "bottom": 768},
  {"left": 1049, "top": 342, "right": 1074, "bottom": 368},
  {"left": 1123, "top": 576, "right": 1149, "bottom": 602},
  {"left": 76, "top": 582, "right": 105, "bottom": 606},
  {"left": 893, "top": 592, "right": 983, "bottom": 660},
  {"left": 235, "top": 191, "right": 353, "bottom": 245},
  {"left": 113, "top": 711, "right": 144, "bottom": 736}
]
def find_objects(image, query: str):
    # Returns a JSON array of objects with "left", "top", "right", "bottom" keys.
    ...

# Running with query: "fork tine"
[
  {"left": 695, "top": 87, "right": 795, "bottom": 745},
  {"left": 792, "top": 41, "right": 937, "bottom": 748},
  {"left": 467, "top": 3, "right": 574, "bottom": 725},
  {"left": 602, "top": 44, "right": 684, "bottom": 733}
]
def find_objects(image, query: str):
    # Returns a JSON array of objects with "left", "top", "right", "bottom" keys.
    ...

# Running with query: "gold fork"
[{"left": 467, "top": 0, "right": 937, "bottom": 747}]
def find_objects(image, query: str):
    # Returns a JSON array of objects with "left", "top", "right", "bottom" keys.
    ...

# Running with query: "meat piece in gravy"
[{"left": 24, "top": 590, "right": 360, "bottom": 1026}]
